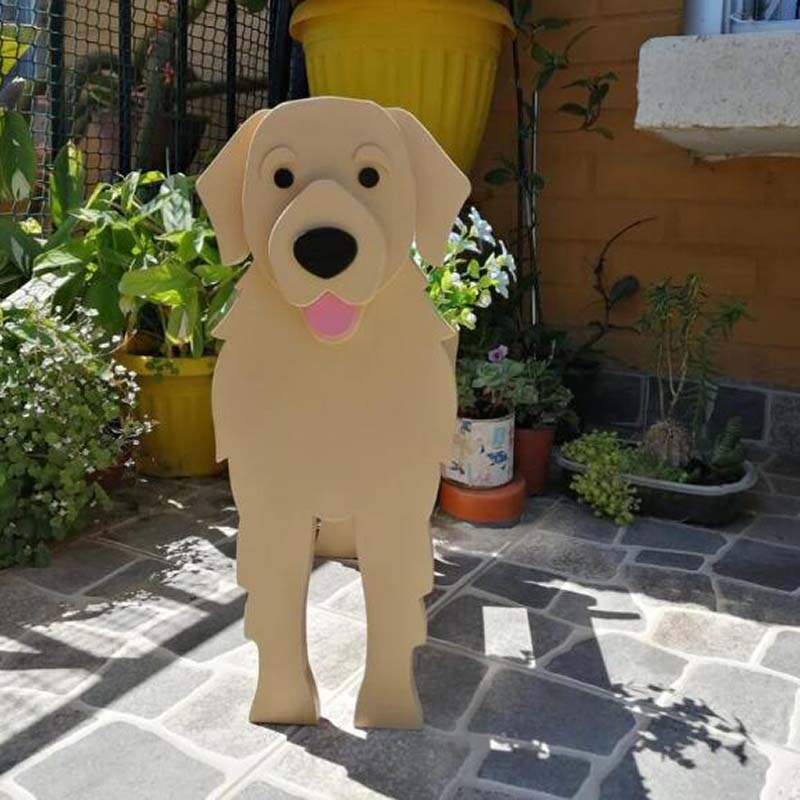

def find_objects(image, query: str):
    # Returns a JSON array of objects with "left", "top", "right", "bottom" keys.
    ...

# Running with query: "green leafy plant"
[
  {"left": 0, "top": 139, "right": 85, "bottom": 300},
  {"left": 638, "top": 273, "right": 750, "bottom": 456},
  {"left": 0, "top": 306, "right": 148, "bottom": 567},
  {"left": 456, "top": 349, "right": 526, "bottom": 419},
  {"left": 35, "top": 169, "right": 245, "bottom": 357},
  {"left": 485, "top": 4, "right": 617, "bottom": 327},
  {"left": 512, "top": 354, "right": 576, "bottom": 429},
  {"left": 417, "top": 207, "right": 516, "bottom": 331},
  {"left": 561, "top": 431, "right": 640, "bottom": 525}
]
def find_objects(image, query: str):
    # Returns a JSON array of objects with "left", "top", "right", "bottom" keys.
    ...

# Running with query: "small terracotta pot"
[
  {"left": 514, "top": 427, "right": 555, "bottom": 496},
  {"left": 439, "top": 473, "right": 526, "bottom": 526}
]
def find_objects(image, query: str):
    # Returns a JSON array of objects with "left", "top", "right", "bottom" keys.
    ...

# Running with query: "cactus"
[
  {"left": 709, "top": 417, "right": 745, "bottom": 483},
  {"left": 642, "top": 419, "right": 692, "bottom": 468}
]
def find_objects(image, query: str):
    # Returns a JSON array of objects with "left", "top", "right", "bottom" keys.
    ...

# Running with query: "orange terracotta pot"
[
  {"left": 514, "top": 427, "right": 555, "bottom": 496},
  {"left": 439, "top": 473, "right": 526, "bottom": 526}
]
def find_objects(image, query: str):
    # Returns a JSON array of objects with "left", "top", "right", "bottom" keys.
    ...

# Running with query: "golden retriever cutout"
[{"left": 197, "top": 97, "right": 470, "bottom": 729}]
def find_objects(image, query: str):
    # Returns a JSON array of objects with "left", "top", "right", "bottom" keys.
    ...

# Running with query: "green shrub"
[{"left": 0, "top": 308, "right": 147, "bottom": 567}]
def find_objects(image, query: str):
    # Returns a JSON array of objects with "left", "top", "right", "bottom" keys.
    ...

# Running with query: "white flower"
[{"left": 468, "top": 207, "right": 495, "bottom": 245}]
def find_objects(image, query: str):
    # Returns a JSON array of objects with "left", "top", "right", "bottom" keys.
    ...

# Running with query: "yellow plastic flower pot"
[
  {"left": 116, "top": 353, "right": 224, "bottom": 478},
  {"left": 290, "top": 0, "right": 514, "bottom": 173}
]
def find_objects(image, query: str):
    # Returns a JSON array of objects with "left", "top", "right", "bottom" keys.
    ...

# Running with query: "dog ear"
[
  {"left": 196, "top": 109, "right": 269, "bottom": 265},
  {"left": 388, "top": 107, "right": 471, "bottom": 266}
]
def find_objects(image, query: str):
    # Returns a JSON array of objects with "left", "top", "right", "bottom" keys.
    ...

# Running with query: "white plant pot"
[{"left": 443, "top": 413, "right": 514, "bottom": 488}]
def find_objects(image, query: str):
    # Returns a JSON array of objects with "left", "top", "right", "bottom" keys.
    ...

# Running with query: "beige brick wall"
[{"left": 472, "top": 0, "right": 800, "bottom": 389}]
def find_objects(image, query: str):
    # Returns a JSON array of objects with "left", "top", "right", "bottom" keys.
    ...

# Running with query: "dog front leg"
[
  {"left": 353, "top": 502, "right": 434, "bottom": 729},
  {"left": 239, "top": 505, "right": 320, "bottom": 725}
]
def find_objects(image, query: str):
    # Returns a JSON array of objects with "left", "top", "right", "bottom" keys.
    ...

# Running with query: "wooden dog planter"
[{"left": 197, "top": 97, "right": 470, "bottom": 729}]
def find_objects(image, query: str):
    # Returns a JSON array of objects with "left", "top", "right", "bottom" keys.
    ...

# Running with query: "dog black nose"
[{"left": 293, "top": 227, "right": 358, "bottom": 279}]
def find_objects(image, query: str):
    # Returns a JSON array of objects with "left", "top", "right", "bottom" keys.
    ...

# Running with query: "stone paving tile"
[
  {"left": 506, "top": 529, "right": 625, "bottom": 581},
  {"left": 13, "top": 541, "right": 137, "bottom": 595},
  {"left": 0, "top": 620, "right": 124, "bottom": 694},
  {"left": 308, "top": 559, "right": 359, "bottom": 605},
  {"left": 429, "top": 593, "right": 572, "bottom": 666},
  {"left": 81, "top": 639, "right": 212, "bottom": 718},
  {"left": 622, "top": 518, "right": 727, "bottom": 554},
  {"left": 163, "top": 671, "right": 291, "bottom": 757},
  {"left": 326, "top": 578, "right": 366, "bottom": 621},
  {"left": 415, "top": 645, "right": 487, "bottom": 731},
  {"left": 225, "top": 607, "right": 366, "bottom": 701},
  {"left": 770, "top": 476, "right": 800, "bottom": 498},
  {"left": 765, "top": 454, "right": 800, "bottom": 478},
  {"left": 624, "top": 565, "right": 717, "bottom": 611},
  {"left": 677, "top": 662, "right": 798, "bottom": 744},
  {"left": 451, "top": 789, "right": 520, "bottom": 800},
  {"left": 652, "top": 609, "right": 765, "bottom": 661},
  {"left": 432, "top": 514, "right": 527, "bottom": 556},
  {"left": 269, "top": 719, "right": 470, "bottom": 800},
  {"left": 0, "top": 690, "right": 92, "bottom": 774},
  {"left": 599, "top": 715, "right": 769, "bottom": 800},
  {"left": 717, "top": 579, "right": 800, "bottom": 626},
  {"left": 87, "top": 557, "right": 238, "bottom": 622},
  {"left": 143, "top": 593, "right": 247, "bottom": 662},
  {"left": 536, "top": 501, "right": 619, "bottom": 543},
  {"left": 468, "top": 669, "right": 637, "bottom": 755},
  {"left": 713, "top": 539, "right": 800, "bottom": 592},
  {"left": 470, "top": 561, "right": 562, "bottom": 609},
  {"left": 634, "top": 550, "right": 705, "bottom": 570},
  {"left": 0, "top": 577, "right": 77, "bottom": 634},
  {"left": 478, "top": 743, "right": 591, "bottom": 797},
  {"left": 16, "top": 721, "right": 225, "bottom": 800},
  {"left": 762, "top": 631, "right": 800, "bottom": 679},
  {"left": 548, "top": 581, "right": 647, "bottom": 632},
  {"left": 743, "top": 492, "right": 800, "bottom": 517},
  {"left": 101, "top": 510, "right": 236, "bottom": 563},
  {"left": 230, "top": 781, "right": 309, "bottom": 800},
  {"left": 433, "top": 548, "right": 484, "bottom": 587},
  {"left": 743, "top": 515, "right": 800, "bottom": 549},
  {"left": 546, "top": 633, "right": 686, "bottom": 697}
]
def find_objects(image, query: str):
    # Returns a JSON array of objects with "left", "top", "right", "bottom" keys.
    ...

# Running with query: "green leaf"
[
  {"left": 159, "top": 174, "right": 194, "bottom": 232},
  {"left": 534, "top": 16, "right": 569, "bottom": 30},
  {"left": 0, "top": 110, "right": 35, "bottom": 203},
  {"left": 0, "top": 217, "right": 41, "bottom": 277},
  {"left": 85, "top": 270, "right": 125, "bottom": 333},
  {"left": 195, "top": 263, "right": 235, "bottom": 285},
  {"left": 118, "top": 261, "right": 198, "bottom": 303},
  {"left": 484, "top": 168, "right": 512, "bottom": 186},
  {"left": 592, "top": 126, "right": 614, "bottom": 140},
  {"left": 49, "top": 141, "right": 85, "bottom": 227},
  {"left": 608, "top": 275, "right": 640, "bottom": 306},
  {"left": 33, "top": 240, "right": 90, "bottom": 274},
  {"left": 559, "top": 102, "right": 588, "bottom": 118},
  {"left": 531, "top": 43, "right": 553, "bottom": 66}
]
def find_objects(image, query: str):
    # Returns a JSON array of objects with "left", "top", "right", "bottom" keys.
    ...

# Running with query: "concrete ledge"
[{"left": 635, "top": 32, "right": 800, "bottom": 158}]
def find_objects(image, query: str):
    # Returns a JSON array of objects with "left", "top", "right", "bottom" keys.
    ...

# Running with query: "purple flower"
[{"left": 488, "top": 345, "right": 508, "bottom": 363}]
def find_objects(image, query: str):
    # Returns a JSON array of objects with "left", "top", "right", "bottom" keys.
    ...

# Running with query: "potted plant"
[
  {"left": 0, "top": 306, "right": 147, "bottom": 567},
  {"left": 513, "top": 355, "right": 575, "bottom": 495},
  {"left": 557, "top": 274, "right": 757, "bottom": 526},
  {"left": 34, "top": 169, "right": 246, "bottom": 477},
  {"left": 289, "top": 0, "right": 514, "bottom": 172}
]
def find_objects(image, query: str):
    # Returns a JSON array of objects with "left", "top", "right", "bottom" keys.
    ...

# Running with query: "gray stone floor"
[{"left": 2, "top": 459, "right": 800, "bottom": 800}]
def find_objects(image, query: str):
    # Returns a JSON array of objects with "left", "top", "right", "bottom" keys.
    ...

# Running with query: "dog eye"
[
  {"left": 274, "top": 168, "right": 294, "bottom": 189},
  {"left": 358, "top": 167, "right": 380, "bottom": 189}
]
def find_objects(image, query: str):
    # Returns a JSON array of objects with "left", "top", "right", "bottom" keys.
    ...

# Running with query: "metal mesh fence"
[{"left": 0, "top": 0, "right": 280, "bottom": 220}]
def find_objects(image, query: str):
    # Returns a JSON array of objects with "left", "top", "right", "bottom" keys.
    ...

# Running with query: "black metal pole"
[
  {"left": 225, "top": 0, "right": 237, "bottom": 136},
  {"left": 49, "top": 0, "right": 66, "bottom": 156},
  {"left": 268, "top": 0, "right": 292, "bottom": 107},
  {"left": 174, "top": 0, "right": 189, "bottom": 170},
  {"left": 118, "top": 0, "right": 133, "bottom": 174}
]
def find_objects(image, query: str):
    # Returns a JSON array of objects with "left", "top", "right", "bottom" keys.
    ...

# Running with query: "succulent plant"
[{"left": 642, "top": 419, "right": 691, "bottom": 468}]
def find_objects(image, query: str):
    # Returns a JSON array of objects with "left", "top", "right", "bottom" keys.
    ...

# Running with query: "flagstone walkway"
[{"left": 2, "top": 458, "right": 800, "bottom": 799}]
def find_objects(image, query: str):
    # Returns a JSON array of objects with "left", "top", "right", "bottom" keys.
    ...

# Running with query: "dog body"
[{"left": 197, "top": 97, "right": 470, "bottom": 729}]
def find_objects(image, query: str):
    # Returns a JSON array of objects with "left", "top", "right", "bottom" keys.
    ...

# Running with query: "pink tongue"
[{"left": 301, "top": 292, "right": 360, "bottom": 340}]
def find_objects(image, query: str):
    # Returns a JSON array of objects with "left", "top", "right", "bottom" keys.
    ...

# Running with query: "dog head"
[{"left": 197, "top": 97, "right": 470, "bottom": 342}]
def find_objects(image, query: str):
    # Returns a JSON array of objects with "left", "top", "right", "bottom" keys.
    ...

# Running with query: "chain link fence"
[{"left": 0, "top": 0, "right": 295, "bottom": 220}]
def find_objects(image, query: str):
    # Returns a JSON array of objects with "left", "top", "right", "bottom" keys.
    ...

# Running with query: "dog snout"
[{"left": 293, "top": 227, "right": 358, "bottom": 280}]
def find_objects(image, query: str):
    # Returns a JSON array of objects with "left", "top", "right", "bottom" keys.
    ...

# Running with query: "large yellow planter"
[
  {"left": 290, "top": 0, "right": 514, "bottom": 173},
  {"left": 116, "top": 353, "right": 223, "bottom": 478}
]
